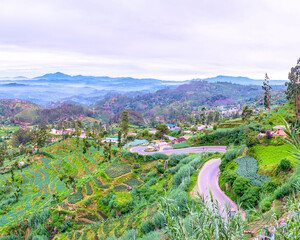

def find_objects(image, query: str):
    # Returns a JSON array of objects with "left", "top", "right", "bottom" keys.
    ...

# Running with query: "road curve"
[
  {"left": 197, "top": 158, "right": 239, "bottom": 215},
  {"left": 130, "top": 146, "right": 227, "bottom": 155}
]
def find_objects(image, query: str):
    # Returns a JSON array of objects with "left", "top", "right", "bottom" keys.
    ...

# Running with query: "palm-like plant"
[{"left": 160, "top": 193, "right": 246, "bottom": 240}]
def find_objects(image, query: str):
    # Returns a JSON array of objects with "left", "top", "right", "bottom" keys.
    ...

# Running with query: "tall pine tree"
[{"left": 262, "top": 73, "right": 272, "bottom": 121}]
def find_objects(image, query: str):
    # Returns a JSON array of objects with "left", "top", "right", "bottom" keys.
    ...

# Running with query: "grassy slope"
[{"left": 252, "top": 144, "right": 296, "bottom": 174}]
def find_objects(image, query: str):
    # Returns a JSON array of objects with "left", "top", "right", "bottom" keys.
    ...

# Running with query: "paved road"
[
  {"left": 130, "top": 146, "right": 226, "bottom": 155},
  {"left": 197, "top": 158, "right": 240, "bottom": 216}
]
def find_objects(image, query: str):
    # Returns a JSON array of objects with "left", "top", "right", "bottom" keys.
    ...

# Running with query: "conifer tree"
[
  {"left": 121, "top": 110, "right": 129, "bottom": 139},
  {"left": 262, "top": 73, "right": 272, "bottom": 121}
]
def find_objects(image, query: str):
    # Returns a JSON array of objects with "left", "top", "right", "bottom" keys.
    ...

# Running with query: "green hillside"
[{"left": 0, "top": 138, "right": 221, "bottom": 239}]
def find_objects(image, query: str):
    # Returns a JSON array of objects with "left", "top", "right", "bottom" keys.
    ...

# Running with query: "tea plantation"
[{"left": 0, "top": 138, "right": 220, "bottom": 239}]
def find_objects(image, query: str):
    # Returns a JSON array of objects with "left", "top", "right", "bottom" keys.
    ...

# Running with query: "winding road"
[
  {"left": 130, "top": 145, "right": 241, "bottom": 216},
  {"left": 197, "top": 158, "right": 238, "bottom": 214},
  {"left": 130, "top": 146, "right": 227, "bottom": 155}
]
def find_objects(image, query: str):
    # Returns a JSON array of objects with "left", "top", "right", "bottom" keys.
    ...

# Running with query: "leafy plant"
[{"left": 235, "top": 156, "right": 270, "bottom": 186}]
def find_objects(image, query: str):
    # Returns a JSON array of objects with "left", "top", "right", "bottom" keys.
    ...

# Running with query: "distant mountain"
[
  {"left": 0, "top": 73, "right": 287, "bottom": 107},
  {"left": 200, "top": 75, "right": 287, "bottom": 85},
  {"left": 0, "top": 99, "right": 40, "bottom": 119},
  {"left": 46, "top": 99, "right": 83, "bottom": 108},
  {"left": 93, "top": 80, "right": 287, "bottom": 121},
  {"left": 0, "top": 72, "right": 190, "bottom": 106},
  {"left": 34, "top": 72, "right": 72, "bottom": 79}
]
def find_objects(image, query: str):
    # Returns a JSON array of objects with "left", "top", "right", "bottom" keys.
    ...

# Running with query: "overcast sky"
[{"left": 0, "top": 0, "right": 299, "bottom": 80}]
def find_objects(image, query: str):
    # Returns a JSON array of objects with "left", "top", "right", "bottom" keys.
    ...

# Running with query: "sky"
[{"left": 0, "top": 0, "right": 299, "bottom": 80}]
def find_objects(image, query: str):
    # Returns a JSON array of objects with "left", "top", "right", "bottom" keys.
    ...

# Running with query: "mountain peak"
[{"left": 35, "top": 72, "right": 71, "bottom": 79}]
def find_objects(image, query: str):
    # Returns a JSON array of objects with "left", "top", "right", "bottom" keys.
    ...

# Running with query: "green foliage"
[
  {"left": 160, "top": 194, "right": 246, "bottom": 239},
  {"left": 273, "top": 183, "right": 291, "bottom": 199},
  {"left": 144, "top": 152, "right": 168, "bottom": 162},
  {"left": 140, "top": 220, "right": 155, "bottom": 234},
  {"left": 261, "top": 180, "right": 278, "bottom": 193},
  {"left": 155, "top": 124, "right": 169, "bottom": 139},
  {"left": 86, "top": 182, "right": 93, "bottom": 195},
  {"left": 232, "top": 176, "right": 250, "bottom": 197},
  {"left": 245, "top": 132, "right": 258, "bottom": 147},
  {"left": 114, "top": 185, "right": 128, "bottom": 192},
  {"left": 121, "top": 150, "right": 133, "bottom": 158},
  {"left": 240, "top": 188, "right": 259, "bottom": 209},
  {"left": 105, "top": 164, "right": 132, "bottom": 178},
  {"left": 171, "top": 141, "right": 190, "bottom": 149},
  {"left": 252, "top": 144, "right": 294, "bottom": 166},
  {"left": 154, "top": 212, "right": 165, "bottom": 229},
  {"left": 277, "top": 158, "right": 292, "bottom": 174},
  {"left": 123, "top": 178, "right": 143, "bottom": 187},
  {"left": 28, "top": 209, "right": 50, "bottom": 228},
  {"left": 235, "top": 156, "right": 270, "bottom": 186},
  {"left": 68, "top": 187, "right": 83, "bottom": 204},
  {"left": 168, "top": 153, "right": 189, "bottom": 167},
  {"left": 220, "top": 170, "right": 238, "bottom": 186},
  {"left": 219, "top": 147, "right": 238, "bottom": 172}
]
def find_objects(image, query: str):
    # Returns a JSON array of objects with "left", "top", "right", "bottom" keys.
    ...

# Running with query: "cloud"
[{"left": 0, "top": 0, "right": 300, "bottom": 80}]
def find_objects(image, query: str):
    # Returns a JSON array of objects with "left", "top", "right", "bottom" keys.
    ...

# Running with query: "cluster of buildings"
[{"left": 50, "top": 128, "right": 86, "bottom": 138}]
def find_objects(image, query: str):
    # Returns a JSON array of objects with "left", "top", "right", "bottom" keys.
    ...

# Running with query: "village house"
[
  {"left": 171, "top": 137, "right": 186, "bottom": 144},
  {"left": 273, "top": 125, "right": 287, "bottom": 136},
  {"left": 166, "top": 124, "right": 181, "bottom": 130}
]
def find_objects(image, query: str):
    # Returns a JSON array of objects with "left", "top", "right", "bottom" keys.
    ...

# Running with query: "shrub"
[
  {"left": 154, "top": 212, "right": 165, "bottom": 229},
  {"left": 169, "top": 153, "right": 188, "bottom": 167},
  {"left": 144, "top": 153, "right": 168, "bottom": 162},
  {"left": 232, "top": 176, "right": 250, "bottom": 197},
  {"left": 122, "top": 150, "right": 133, "bottom": 158},
  {"left": 274, "top": 183, "right": 291, "bottom": 199},
  {"left": 224, "top": 149, "right": 237, "bottom": 162},
  {"left": 277, "top": 158, "right": 292, "bottom": 174},
  {"left": 240, "top": 188, "right": 259, "bottom": 209},
  {"left": 221, "top": 170, "right": 238, "bottom": 186},
  {"left": 140, "top": 220, "right": 155, "bottom": 234},
  {"left": 259, "top": 195, "right": 274, "bottom": 212},
  {"left": 261, "top": 181, "right": 278, "bottom": 193},
  {"left": 147, "top": 179, "right": 157, "bottom": 186},
  {"left": 246, "top": 133, "right": 258, "bottom": 147},
  {"left": 154, "top": 163, "right": 165, "bottom": 173}
]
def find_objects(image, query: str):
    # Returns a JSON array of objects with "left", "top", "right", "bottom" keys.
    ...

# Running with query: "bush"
[
  {"left": 122, "top": 150, "right": 133, "bottom": 158},
  {"left": 246, "top": 133, "right": 258, "bottom": 147},
  {"left": 140, "top": 220, "right": 155, "bottom": 234},
  {"left": 277, "top": 158, "right": 292, "bottom": 174},
  {"left": 221, "top": 170, "right": 238, "bottom": 186},
  {"left": 261, "top": 181, "right": 278, "bottom": 193},
  {"left": 232, "top": 176, "right": 250, "bottom": 197},
  {"left": 240, "top": 188, "right": 259, "bottom": 209},
  {"left": 154, "top": 212, "right": 165, "bottom": 229},
  {"left": 274, "top": 183, "right": 291, "bottom": 199},
  {"left": 144, "top": 153, "right": 168, "bottom": 162},
  {"left": 154, "top": 162, "right": 165, "bottom": 173},
  {"left": 169, "top": 153, "right": 188, "bottom": 167},
  {"left": 224, "top": 149, "right": 237, "bottom": 162},
  {"left": 147, "top": 179, "right": 157, "bottom": 186},
  {"left": 259, "top": 195, "right": 274, "bottom": 212}
]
